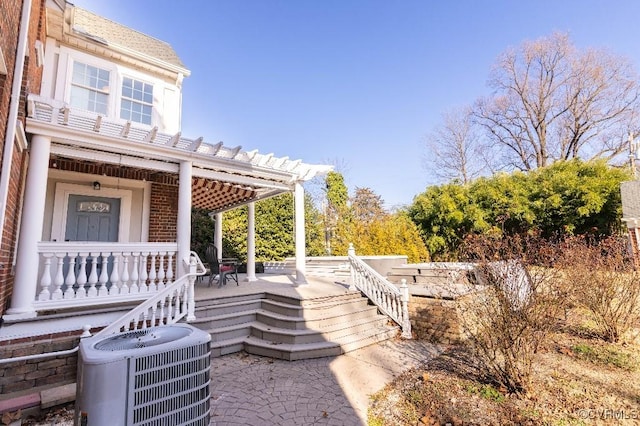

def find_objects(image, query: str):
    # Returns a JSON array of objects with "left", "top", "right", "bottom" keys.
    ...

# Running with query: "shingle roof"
[{"left": 71, "top": 7, "right": 187, "bottom": 70}]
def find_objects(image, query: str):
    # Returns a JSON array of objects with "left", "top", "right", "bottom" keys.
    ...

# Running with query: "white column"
[
  {"left": 214, "top": 212, "right": 223, "bottom": 257},
  {"left": 294, "top": 182, "right": 307, "bottom": 285},
  {"left": 177, "top": 161, "right": 192, "bottom": 277},
  {"left": 7, "top": 135, "right": 51, "bottom": 318},
  {"left": 245, "top": 202, "right": 257, "bottom": 281}
]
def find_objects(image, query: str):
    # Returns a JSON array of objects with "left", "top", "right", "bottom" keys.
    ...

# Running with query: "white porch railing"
[
  {"left": 35, "top": 242, "right": 179, "bottom": 310},
  {"left": 95, "top": 252, "right": 206, "bottom": 336},
  {"left": 347, "top": 244, "right": 412, "bottom": 339}
]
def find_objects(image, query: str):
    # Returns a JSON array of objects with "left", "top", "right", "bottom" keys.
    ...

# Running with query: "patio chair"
[{"left": 205, "top": 244, "right": 238, "bottom": 287}]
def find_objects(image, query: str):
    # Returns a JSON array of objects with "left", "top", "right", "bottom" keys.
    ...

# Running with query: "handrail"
[
  {"left": 347, "top": 245, "right": 412, "bottom": 339},
  {"left": 94, "top": 251, "right": 206, "bottom": 337}
]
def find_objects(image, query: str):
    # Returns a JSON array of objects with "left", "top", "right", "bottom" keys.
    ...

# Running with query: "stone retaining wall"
[
  {"left": 0, "top": 336, "right": 79, "bottom": 395},
  {"left": 409, "top": 293, "right": 475, "bottom": 344}
]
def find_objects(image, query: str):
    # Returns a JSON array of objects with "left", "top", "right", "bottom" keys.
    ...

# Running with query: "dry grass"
[
  {"left": 368, "top": 310, "right": 640, "bottom": 425},
  {"left": 370, "top": 234, "right": 640, "bottom": 424}
]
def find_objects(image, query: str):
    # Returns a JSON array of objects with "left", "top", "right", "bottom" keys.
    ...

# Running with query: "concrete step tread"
[
  {"left": 299, "top": 292, "right": 364, "bottom": 306},
  {"left": 195, "top": 292, "right": 268, "bottom": 307},
  {"left": 195, "top": 301, "right": 377, "bottom": 325},
  {"left": 255, "top": 304, "right": 378, "bottom": 325},
  {"left": 244, "top": 324, "right": 397, "bottom": 352},
  {"left": 251, "top": 315, "right": 386, "bottom": 336},
  {"left": 209, "top": 335, "right": 247, "bottom": 349},
  {"left": 203, "top": 321, "right": 252, "bottom": 336},
  {"left": 243, "top": 335, "right": 340, "bottom": 353},
  {"left": 188, "top": 309, "right": 258, "bottom": 325}
]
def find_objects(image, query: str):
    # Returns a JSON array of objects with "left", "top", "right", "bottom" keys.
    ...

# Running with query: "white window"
[
  {"left": 120, "top": 77, "right": 153, "bottom": 125},
  {"left": 70, "top": 61, "right": 110, "bottom": 114}
]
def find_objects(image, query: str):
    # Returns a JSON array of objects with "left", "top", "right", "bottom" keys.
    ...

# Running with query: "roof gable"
[{"left": 71, "top": 7, "right": 187, "bottom": 71}]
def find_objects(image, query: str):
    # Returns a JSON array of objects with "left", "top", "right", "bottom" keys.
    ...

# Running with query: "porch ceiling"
[{"left": 48, "top": 155, "right": 281, "bottom": 212}]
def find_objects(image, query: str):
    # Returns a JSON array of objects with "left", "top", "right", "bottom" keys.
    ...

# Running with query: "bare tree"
[
  {"left": 425, "top": 107, "right": 487, "bottom": 184},
  {"left": 475, "top": 32, "right": 640, "bottom": 171},
  {"left": 351, "top": 186, "right": 386, "bottom": 224}
]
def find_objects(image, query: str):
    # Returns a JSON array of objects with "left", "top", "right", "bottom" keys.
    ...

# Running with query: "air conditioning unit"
[{"left": 75, "top": 324, "right": 211, "bottom": 426}]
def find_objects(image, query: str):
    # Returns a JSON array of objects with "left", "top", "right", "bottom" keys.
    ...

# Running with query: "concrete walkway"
[{"left": 210, "top": 339, "right": 442, "bottom": 425}]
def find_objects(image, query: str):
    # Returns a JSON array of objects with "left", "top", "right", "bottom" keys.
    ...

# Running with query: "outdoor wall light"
[{"left": 92, "top": 181, "right": 101, "bottom": 190}]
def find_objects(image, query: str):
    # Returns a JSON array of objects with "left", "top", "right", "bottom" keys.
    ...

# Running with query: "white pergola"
[{"left": 7, "top": 95, "right": 331, "bottom": 318}]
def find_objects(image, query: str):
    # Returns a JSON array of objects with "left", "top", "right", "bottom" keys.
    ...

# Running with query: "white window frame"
[
  {"left": 61, "top": 49, "right": 117, "bottom": 116},
  {"left": 69, "top": 61, "right": 111, "bottom": 115},
  {"left": 120, "top": 75, "right": 154, "bottom": 125}
]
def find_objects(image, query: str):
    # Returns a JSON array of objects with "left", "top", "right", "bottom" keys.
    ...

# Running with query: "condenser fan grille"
[{"left": 95, "top": 327, "right": 192, "bottom": 351}]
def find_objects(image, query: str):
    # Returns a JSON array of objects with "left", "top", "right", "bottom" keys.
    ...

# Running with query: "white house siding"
[{"left": 46, "top": 45, "right": 183, "bottom": 134}]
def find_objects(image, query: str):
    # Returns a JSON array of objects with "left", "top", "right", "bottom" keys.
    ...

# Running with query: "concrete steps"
[
  {"left": 190, "top": 292, "right": 399, "bottom": 360},
  {"left": 386, "top": 263, "right": 475, "bottom": 285}
]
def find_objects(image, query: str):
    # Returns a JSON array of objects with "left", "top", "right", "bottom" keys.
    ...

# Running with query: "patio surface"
[
  {"left": 199, "top": 272, "right": 443, "bottom": 425},
  {"left": 194, "top": 272, "right": 357, "bottom": 301},
  {"left": 209, "top": 338, "right": 442, "bottom": 425}
]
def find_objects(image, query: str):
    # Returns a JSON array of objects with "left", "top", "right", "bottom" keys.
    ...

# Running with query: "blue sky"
[{"left": 72, "top": 0, "right": 640, "bottom": 209}]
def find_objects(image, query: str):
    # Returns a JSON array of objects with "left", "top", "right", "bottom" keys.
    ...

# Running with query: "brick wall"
[
  {"left": 409, "top": 295, "right": 465, "bottom": 344},
  {"left": 149, "top": 183, "right": 179, "bottom": 242},
  {"left": 0, "top": 0, "right": 46, "bottom": 317},
  {"left": 0, "top": 333, "right": 82, "bottom": 395}
]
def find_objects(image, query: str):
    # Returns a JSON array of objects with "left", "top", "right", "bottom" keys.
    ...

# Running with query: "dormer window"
[
  {"left": 120, "top": 77, "right": 153, "bottom": 125},
  {"left": 70, "top": 61, "right": 110, "bottom": 114}
]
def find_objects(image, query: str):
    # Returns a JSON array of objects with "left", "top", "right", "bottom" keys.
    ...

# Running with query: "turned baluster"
[
  {"left": 130, "top": 253, "right": 140, "bottom": 293},
  {"left": 166, "top": 252, "right": 174, "bottom": 284},
  {"left": 60, "top": 254, "right": 77, "bottom": 299},
  {"left": 120, "top": 254, "right": 130, "bottom": 295},
  {"left": 76, "top": 253, "right": 88, "bottom": 298},
  {"left": 109, "top": 255, "right": 120, "bottom": 295},
  {"left": 87, "top": 253, "right": 99, "bottom": 297},
  {"left": 98, "top": 253, "right": 109, "bottom": 296},
  {"left": 139, "top": 253, "right": 149, "bottom": 292},
  {"left": 38, "top": 253, "right": 53, "bottom": 301},
  {"left": 157, "top": 252, "right": 166, "bottom": 290},
  {"left": 51, "top": 255, "right": 65, "bottom": 300},
  {"left": 148, "top": 253, "right": 157, "bottom": 291}
]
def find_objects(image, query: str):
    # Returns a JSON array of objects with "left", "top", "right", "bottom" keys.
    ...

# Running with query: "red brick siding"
[
  {"left": 0, "top": 0, "right": 22, "bottom": 146},
  {"left": 0, "top": 0, "right": 46, "bottom": 317},
  {"left": 0, "top": 148, "right": 27, "bottom": 313},
  {"left": 149, "top": 183, "right": 179, "bottom": 242},
  {"left": 24, "top": 0, "right": 45, "bottom": 101}
]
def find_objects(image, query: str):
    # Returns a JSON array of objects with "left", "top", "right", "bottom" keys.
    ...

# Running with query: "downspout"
[{"left": 0, "top": 0, "right": 33, "bottom": 246}]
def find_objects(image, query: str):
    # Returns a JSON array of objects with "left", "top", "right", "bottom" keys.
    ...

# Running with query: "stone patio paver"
[{"left": 210, "top": 339, "right": 442, "bottom": 425}]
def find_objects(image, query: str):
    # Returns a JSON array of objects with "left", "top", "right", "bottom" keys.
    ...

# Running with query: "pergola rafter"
[{"left": 26, "top": 95, "right": 332, "bottom": 213}]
